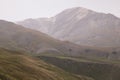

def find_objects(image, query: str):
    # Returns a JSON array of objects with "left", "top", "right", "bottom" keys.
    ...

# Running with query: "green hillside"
[{"left": 0, "top": 48, "right": 90, "bottom": 80}]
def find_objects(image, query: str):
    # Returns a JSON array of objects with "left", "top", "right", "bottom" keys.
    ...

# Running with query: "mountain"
[
  {"left": 0, "top": 20, "right": 79, "bottom": 56},
  {"left": 0, "top": 20, "right": 58, "bottom": 52},
  {"left": 18, "top": 7, "right": 120, "bottom": 47},
  {"left": 1, "top": 20, "right": 120, "bottom": 60},
  {"left": 0, "top": 48, "right": 87, "bottom": 80},
  {"left": 0, "top": 20, "right": 107, "bottom": 58}
]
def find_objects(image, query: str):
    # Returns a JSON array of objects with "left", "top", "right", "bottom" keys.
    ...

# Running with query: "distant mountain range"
[{"left": 18, "top": 7, "right": 120, "bottom": 47}]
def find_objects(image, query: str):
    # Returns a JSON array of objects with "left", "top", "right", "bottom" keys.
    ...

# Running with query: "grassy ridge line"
[
  {"left": 38, "top": 55, "right": 120, "bottom": 80},
  {"left": 37, "top": 53, "right": 120, "bottom": 65}
]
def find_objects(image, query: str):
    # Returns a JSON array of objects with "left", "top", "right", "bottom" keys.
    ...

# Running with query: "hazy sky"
[{"left": 0, "top": 0, "right": 120, "bottom": 21}]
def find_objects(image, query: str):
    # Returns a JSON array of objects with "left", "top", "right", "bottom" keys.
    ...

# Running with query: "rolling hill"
[
  {"left": 18, "top": 7, "right": 120, "bottom": 47},
  {"left": 0, "top": 48, "right": 89, "bottom": 80},
  {"left": 0, "top": 20, "right": 75, "bottom": 56}
]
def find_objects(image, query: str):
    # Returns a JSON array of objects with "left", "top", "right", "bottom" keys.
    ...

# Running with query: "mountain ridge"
[
  {"left": 18, "top": 7, "right": 120, "bottom": 47},
  {"left": 1, "top": 20, "right": 120, "bottom": 60}
]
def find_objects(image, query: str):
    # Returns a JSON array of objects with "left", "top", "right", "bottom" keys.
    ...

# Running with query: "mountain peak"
[
  {"left": 66, "top": 7, "right": 90, "bottom": 11},
  {"left": 55, "top": 7, "right": 93, "bottom": 20}
]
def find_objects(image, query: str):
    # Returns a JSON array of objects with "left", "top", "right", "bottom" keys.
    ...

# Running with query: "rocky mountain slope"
[{"left": 18, "top": 7, "right": 120, "bottom": 47}]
